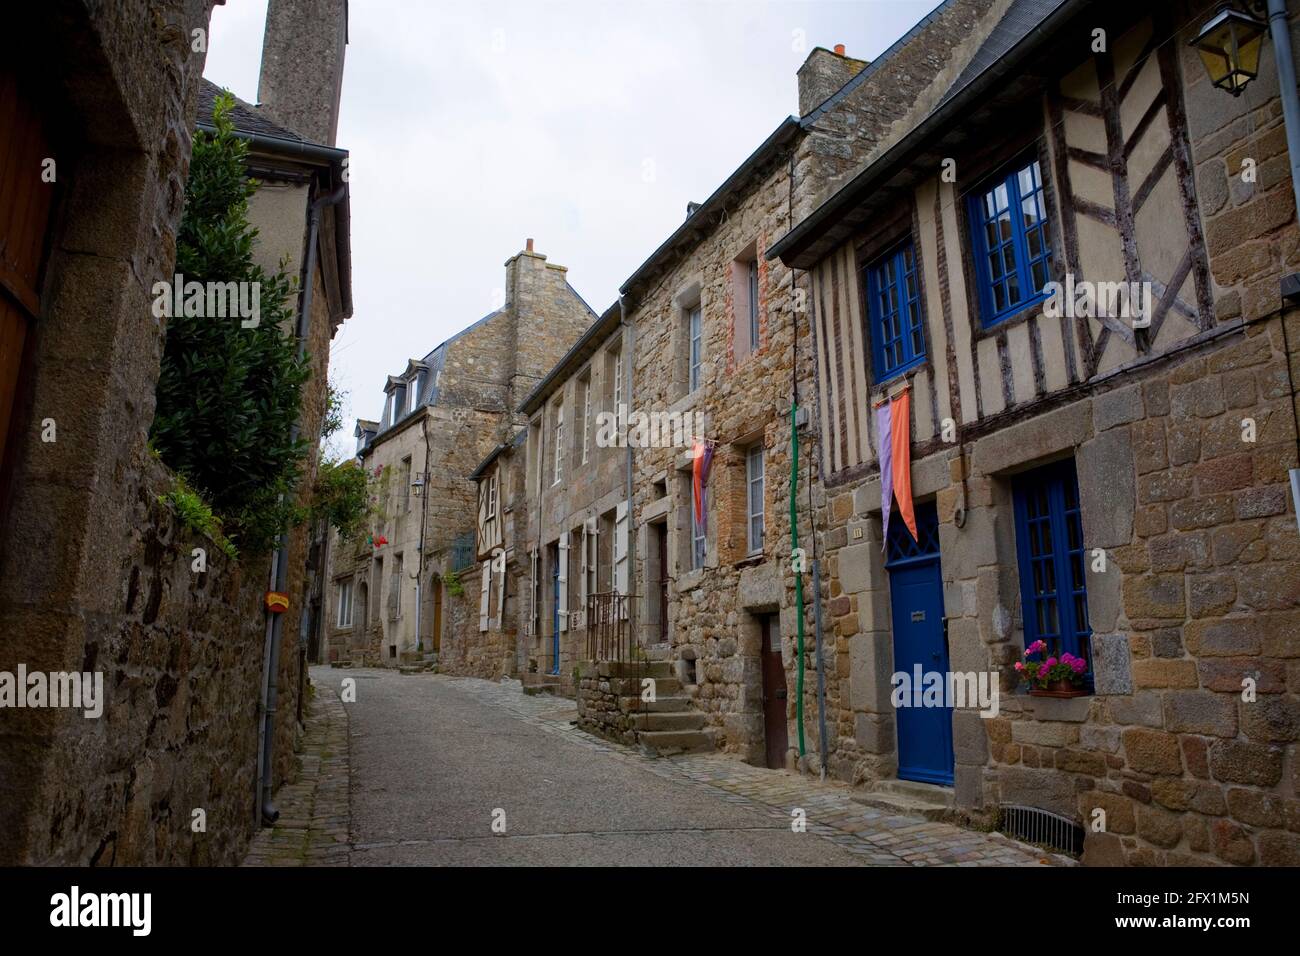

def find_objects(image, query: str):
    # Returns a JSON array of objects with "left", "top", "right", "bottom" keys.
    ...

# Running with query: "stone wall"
[
  {"left": 0, "top": 0, "right": 352, "bottom": 864},
  {"left": 804, "top": 4, "right": 1300, "bottom": 866},
  {"left": 28, "top": 451, "right": 271, "bottom": 864},
  {"left": 575, "top": 662, "right": 639, "bottom": 747},
  {"left": 0, "top": 0, "right": 270, "bottom": 865}
]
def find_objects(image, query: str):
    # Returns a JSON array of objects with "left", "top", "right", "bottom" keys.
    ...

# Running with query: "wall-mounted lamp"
[{"left": 1190, "top": 3, "right": 1268, "bottom": 96}]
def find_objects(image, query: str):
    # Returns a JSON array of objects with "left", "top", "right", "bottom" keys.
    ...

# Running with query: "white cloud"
[{"left": 203, "top": 0, "right": 937, "bottom": 428}]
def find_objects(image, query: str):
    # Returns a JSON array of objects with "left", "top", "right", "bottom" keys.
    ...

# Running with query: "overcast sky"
[{"left": 204, "top": 0, "right": 938, "bottom": 444}]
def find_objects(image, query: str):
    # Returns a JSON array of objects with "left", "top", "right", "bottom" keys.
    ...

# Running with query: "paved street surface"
[{"left": 245, "top": 666, "right": 1069, "bottom": 866}]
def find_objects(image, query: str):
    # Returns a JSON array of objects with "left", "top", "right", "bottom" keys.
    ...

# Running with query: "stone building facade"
[
  {"left": 768, "top": 0, "right": 1300, "bottom": 866},
  {"left": 610, "top": 0, "right": 1018, "bottom": 768},
  {"left": 504, "top": 303, "right": 630, "bottom": 693},
  {"left": 453, "top": 0, "right": 1022, "bottom": 767},
  {"left": 324, "top": 243, "right": 596, "bottom": 671},
  {"left": 0, "top": 0, "right": 352, "bottom": 864}
]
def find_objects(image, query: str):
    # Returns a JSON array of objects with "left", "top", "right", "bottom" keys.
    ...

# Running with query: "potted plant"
[{"left": 1015, "top": 640, "right": 1088, "bottom": 698}]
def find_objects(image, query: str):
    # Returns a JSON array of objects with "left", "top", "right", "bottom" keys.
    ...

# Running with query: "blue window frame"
[
  {"left": 968, "top": 156, "right": 1053, "bottom": 327},
  {"left": 866, "top": 240, "right": 926, "bottom": 381},
  {"left": 1012, "top": 460, "right": 1092, "bottom": 680}
]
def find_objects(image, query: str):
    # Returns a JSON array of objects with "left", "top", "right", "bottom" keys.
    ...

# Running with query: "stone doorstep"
[
  {"left": 595, "top": 660, "right": 675, "bottom": 680},
  {"left": 619, "top": 693, "right": 693, "bottom": 713},
  {"left": 397, "top": 664, "right": 434, "bottom": 675},
  {"left": 629, "top": 710, "right": 707, "bottom": 732},
  {"left": 637, "top": 728, "right": 715, "bottom": 756},
  {"left": 852, "top": 779, "right": 956, "bottom": 822}
]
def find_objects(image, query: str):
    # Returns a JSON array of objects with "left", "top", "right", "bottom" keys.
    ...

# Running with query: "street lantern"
[
  {"left": 411, "top": 472, "right": 425, "bottom": 497},
  {"left": 1190, "top": 5, "right": 1268, "bottom": 96}
]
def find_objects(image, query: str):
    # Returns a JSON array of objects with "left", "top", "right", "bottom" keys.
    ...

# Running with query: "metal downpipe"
[{"left": 257, "top": 183, "right": 347, "bottom": 825}]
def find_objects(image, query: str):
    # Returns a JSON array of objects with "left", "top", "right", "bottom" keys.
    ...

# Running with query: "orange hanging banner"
[{"left": 890, "top": 389, "right": 918, "bottom": 542}]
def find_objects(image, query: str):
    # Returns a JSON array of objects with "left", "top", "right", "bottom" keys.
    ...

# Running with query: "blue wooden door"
[
  {"left": 551, "top": 558, "right": 560, "bottom": 675},
  {"left": 886, "top": 503, "right": 953, "bottom": 786}
]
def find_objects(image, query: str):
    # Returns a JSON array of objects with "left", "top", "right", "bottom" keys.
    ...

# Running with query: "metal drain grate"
[{"left": 999, "top": 805, "right": 1084, "bottom": 856}]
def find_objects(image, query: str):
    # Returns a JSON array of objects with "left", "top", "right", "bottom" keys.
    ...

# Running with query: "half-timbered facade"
[{"left": 770, "top": 0, "right": 1300, "bottom": 866}]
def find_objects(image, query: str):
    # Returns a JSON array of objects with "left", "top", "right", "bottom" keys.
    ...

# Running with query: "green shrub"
[
  {"left": 150, "top": 90, "right": 311, "bottom": 556},
  {"left": 444, "top": 568, "right": 465, "bottom": 598},
  {"left": 312, "top": 457, "right": 370, "bottom": 543},
  {"left": 159, "top": 475, "right": 237, "bottom": 561}
]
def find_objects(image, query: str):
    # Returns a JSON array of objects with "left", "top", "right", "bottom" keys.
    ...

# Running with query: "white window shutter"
[
  {"left": 614, "top": 501, "right": 629, "bottom": 617},
  {"left": 526, "top": 548, "right": 538, "bottom": 637},
  {"left": 479, "top": 560, "right": 490, "bottom": 631},
  {"left": 496, "top": 554, "right": 506, "bottom": 628},
  {"left": 477, "top": 481, "right": 487, "bottom": 545},
  {"left": 579, "top": 524, "right": 589, "bottom": 614},
  {"left": 558, "top": 532, "right": 570, "bottom": 631}
]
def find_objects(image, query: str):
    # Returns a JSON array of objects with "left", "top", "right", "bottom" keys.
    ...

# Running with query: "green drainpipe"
[{"left": 790, "top": 399, "right": 806, "bottom": 757}]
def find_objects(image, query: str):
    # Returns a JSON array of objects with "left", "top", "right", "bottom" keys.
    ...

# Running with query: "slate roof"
[
  {"left": 933, "top": 0, "right": 1070, "bottom": 110},
  {"left": 196, "top": 79, "right": 319, "bottom": 145},
  {"left": 769, "top": 0, "right": 1084, "bottom": 267}
]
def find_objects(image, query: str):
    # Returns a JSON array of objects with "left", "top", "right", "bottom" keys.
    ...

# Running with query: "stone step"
[
  {"left": 637, "top": 729, "right": 713, "bottom": 755},
  {"left": 618, "top": 695, "right": 693, "bottom": 713},
  {"left": 608, "top": 676, "right": 683, "bottom": 696},
  {"left": 397, "top": 662, "right": 436, "bottom": 675},
  {"left": 597, "top": 660, "right": 675, "bottom": 680},
  {"left": 521, "top": 672, "right": 561, "bottom": 686},
  {"left": 852, "top": 779, "right": 955, "bottom": 821},
  {"left": 328, "top": 660, "right": 353, "bottom": 669},
  {"left": 522, "top": 672, "right": 562, "bottom": 696},
  {"left": 629, "top": 711, "right": 706, "bottom": 732}
]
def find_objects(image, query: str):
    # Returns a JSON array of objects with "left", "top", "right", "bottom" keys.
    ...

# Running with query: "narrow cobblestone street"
[{"left": 243, "top": 668, "right": 1070, "bottom": 866}]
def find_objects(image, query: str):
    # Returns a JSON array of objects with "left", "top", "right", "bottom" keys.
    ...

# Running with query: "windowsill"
[
  {"left": 975, "top": 290, "right": 1051, "bottom": 337},
  {"left": 735, "top": 552, "right": 765, "bottom": 569},
  {"left": 873, "top": 356, "right": 928, "bottom": 389}
]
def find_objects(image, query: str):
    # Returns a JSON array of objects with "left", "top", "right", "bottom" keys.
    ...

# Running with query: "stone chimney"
[
  {"left": 797, "top": 44, "right": 869, "bottom": 117},
  {"left": 257, "top": 0, "right": 349, "bottom": 146}
]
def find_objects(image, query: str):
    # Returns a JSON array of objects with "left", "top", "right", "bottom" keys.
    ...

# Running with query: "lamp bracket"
[{"left": 1235, "top": 0, "right": 1268, "bottom": 21}]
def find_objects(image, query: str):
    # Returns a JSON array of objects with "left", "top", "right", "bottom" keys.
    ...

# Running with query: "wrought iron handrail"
[{"left": 585, "top": 590, "right": 635, "bottom": 662}]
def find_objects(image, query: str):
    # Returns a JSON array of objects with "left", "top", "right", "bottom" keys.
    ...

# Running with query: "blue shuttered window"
[
  {"left": 865, "top": 240, "right": 926, "bottom": 381},
  {"left": 1012, "top": 460, "right": 1092, "bottom": 679},
  {"left": 968, "top": 157, "right": 1052, "bottom": 327}
]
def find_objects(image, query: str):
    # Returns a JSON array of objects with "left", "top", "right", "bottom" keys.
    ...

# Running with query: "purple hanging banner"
[{"left": 875, "top": 402, "right": 893, "bottom": 551}]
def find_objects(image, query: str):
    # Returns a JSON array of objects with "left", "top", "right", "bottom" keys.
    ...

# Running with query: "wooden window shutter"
[
  {"left": 579, "top": 524, "right": 588, "bottom": 612},
  {"left": 477, "top": 481, "right": 488, "bottom": 547},
  {"left": 614, "top": 501, "right": 629, "bottom": 618},
  {"left": 528, "top": 548, "right": 538, "bottom": 637},
  {"left": 478, "top": 560, "right": 491, "bottom": 631}
]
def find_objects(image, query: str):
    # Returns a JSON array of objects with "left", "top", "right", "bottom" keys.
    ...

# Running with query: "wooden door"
[
  {"left": 0, "top": 66, "right": 55, "bottom": 485},
  {"left": 654, "top": 522, "right": 668, "bottom": 641},
  {"left": 760, "top": 615, "right": 788, "bottom": 769},
  {"left": 885, "top": 501, "right": 953, "bottom": 785}
]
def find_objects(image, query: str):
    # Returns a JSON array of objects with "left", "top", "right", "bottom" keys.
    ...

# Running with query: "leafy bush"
[
  {"left": 312, "top": 457, "right": 370, "bottom": 543},
  {"left": 444, "top": 568, "right": 465, "bottom": 598},
  {"left": 321, "top": 381, "right": 346, "bottom": 444},
  {"left": 159, "top": 475, "right": 237, "bottom": 561},
  {"left": 150, "top": 90, "right": 311, "bottom": 556}
]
